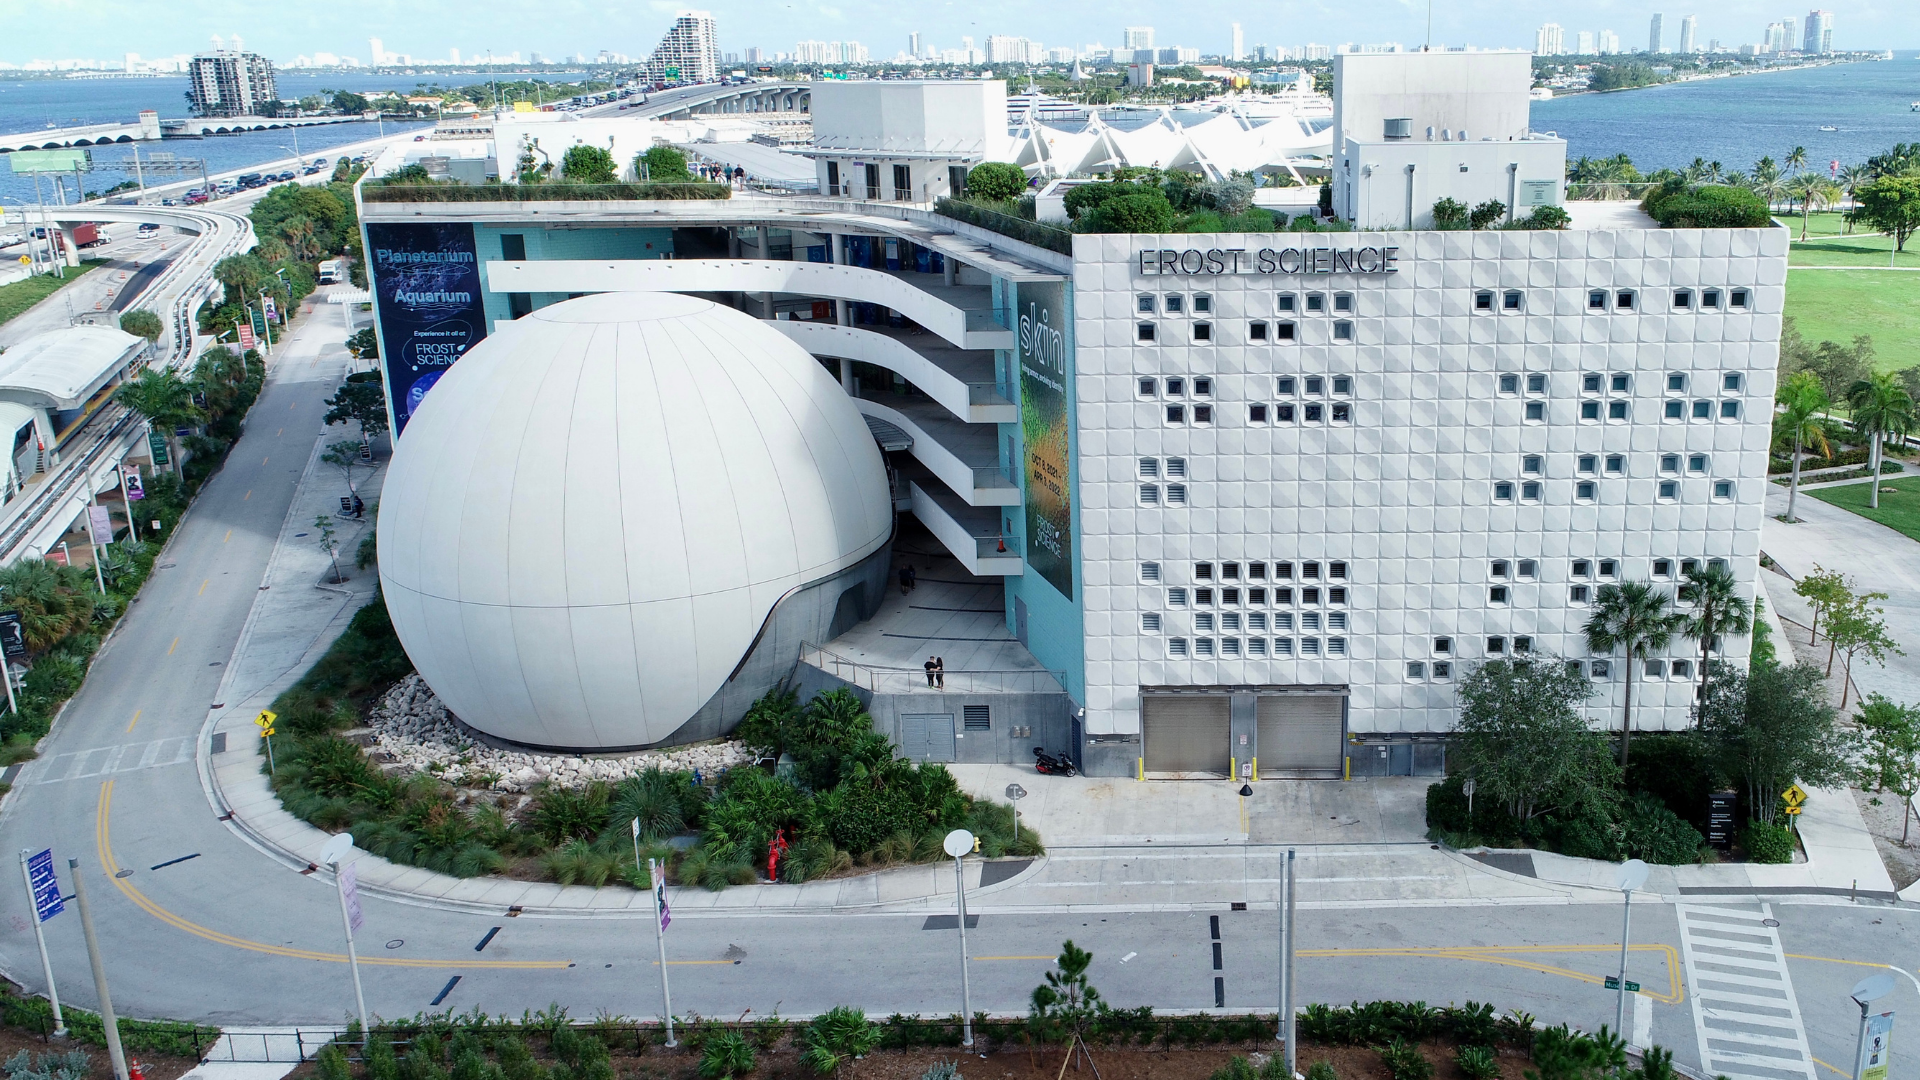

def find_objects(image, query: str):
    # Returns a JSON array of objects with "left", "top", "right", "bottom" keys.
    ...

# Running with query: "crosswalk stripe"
[
  {"left": 1677, "top": 903, "right": 1817, "bottom": 1080},
  {"left": 26, "top": 737, "right": 195, "bottom": 784}
]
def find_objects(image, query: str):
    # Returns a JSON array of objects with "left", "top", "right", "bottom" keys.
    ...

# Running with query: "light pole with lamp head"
[
  {"left": 1849, "top": 973, "right": 1895, "bottom": 1080},
  {"left": 320, "top": 833, "right": 371, "bottom": 1034},
  {"left": 1613, "top": 858, "right": 1650, "bottom": 1041},
  {"left": 944, "top": 828, "right": 976, "bottom": 1048}
]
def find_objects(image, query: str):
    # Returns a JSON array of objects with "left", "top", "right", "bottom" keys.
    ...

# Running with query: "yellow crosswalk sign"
[
  {"left": 1782, "top": 784, "right": 1808, "bottom": 808},
  {"left": 255, "top": 709, "right": 277, "bottom": 728}
]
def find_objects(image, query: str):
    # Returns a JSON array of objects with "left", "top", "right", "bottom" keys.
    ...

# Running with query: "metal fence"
[{"left": 799, "top": 643, "right": 1066, "bottom": 695}]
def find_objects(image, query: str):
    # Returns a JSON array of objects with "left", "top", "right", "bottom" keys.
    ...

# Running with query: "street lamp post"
[
  {"left": 1279, "top": 848, "right": 1297, "bottom": 1075},
  {"left": 1613, "top": 859, "right": 1650, "bottom": 1041},
  {"left": 944, "top": 828, "right": 976, "bottom": 1048},
  {"left": 68, "top": 860, "right": 128, "bottom": 1080},
  {"left": 319, "top": 834, "right": 370, "bottom": 1034},
  {"left": 1849, "top": 974, "right": 1896, "bottom": 1080}
]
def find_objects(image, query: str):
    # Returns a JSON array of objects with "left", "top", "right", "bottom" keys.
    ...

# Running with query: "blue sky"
[{"left": 0, "top": 0, "right": 1910, "bottom": 63}]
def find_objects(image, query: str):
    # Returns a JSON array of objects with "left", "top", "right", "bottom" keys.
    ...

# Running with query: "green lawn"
[
  {"left": 1805, "top": 473, "right": 1920, "bottom": 543},
  {"left": 0, "top": 259, "right": 109, "bottom": 328},
  {"left": 1784, "top": 269, "right": 1920, "bottom": 372},
  {"left": 1785, "top": 211, "right": 1919, "bottom": 269}
]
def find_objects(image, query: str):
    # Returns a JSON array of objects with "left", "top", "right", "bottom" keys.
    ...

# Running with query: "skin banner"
[{"left": 1018, "top": 280, "right": 1073, "bottom": 600}]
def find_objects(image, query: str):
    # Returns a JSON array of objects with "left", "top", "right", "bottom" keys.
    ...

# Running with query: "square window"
[
  {"left": 1645, "top": 658, "right": 1666, "bottom": 678},
  {"left": 1277, "top": 376, "right": 1297, "bottom": 396},
  {"left": 1527, "top": 373, "right": 1548, "bottom": 394},
  {"left": 1664, "top": 400, "right": 1685, "bottom": 420},
  {"left": 1328, "top": 611, "right": 1348, "bottom": 631},
  {"left": 1487, "top": 636, "right": 1506, "bottom": 654},
  {"left": 1329, "top": 586, "right": 1348, "bottom": 604},
  {"left": 1406, "top": 661, "right": 1427, "bottom": 680},
  {"left": 1329, "top": 561, "right": 1347, "bottom": 580},
  {"left": 1658, "top": 480, "right": 1679, "bottom": 500},
  {"left": 1195, "top": 638, "right": 1215, "bottom": 658},
  {"left": 1580, "top": 402, "right": 1601, "bottom": 421},
  {"left": 1168, "top": 638, "right": 1189, "bottom": 658},
  {"left": 1165, "top": 295, "right": 1185, "bottom": 313},
  {"left": 1168, "top": 588, "right": 1188, "bottom": 607},
  {"left": 1578, "top": 455, "right": 1597, "bottom": 475},
  {"left": 1166, "top": 457, "right": 1187, "bottom": 478},
  {"left": 1702, "top": 289, "right": 1721, "bottom": 309},
  {"left": 1671, "top": 658, "right": 1693, "bottom": 679},
  {"left": 1166, "top": 377, "right": 1186, "bottom": 396},
  {"left": 1514, "top": 636, "right": 1532, "bottom": 654},
  {"left": 1720, "top": 400, "right": 1740, "bottom": 419},
  {"left": 1433, "top": 636, "right": 1452, "bottom": 655},
  {"left": 1138, "top": 323, "right": 1157, "bottom": 342},
  {"left": 1590, "top": 660, "right": 1611, "bottom": 679},
  {"left": 1305, "top": 376, "right": 1325, "bottom": 396},
  {"left": 1140, "top": 561, "right": 1161, "bottom": 582},
  {"left": 1300, "top": 637, "right": 1321, "bottom": 657},
  {"left": 1688, "top": 454, "right": 1708, "bottom": 474},
  {"left": 1723, "top": 372, "right": 1743, "bottom": 392},
  {"left": 1491, "top": 559, "right": 1510, "bottom": 579},
  {"left": 1327, "top": 637, "right": 1347, "bottom": 656},
  {"left": 1608, "top": 401, "right": 1628, "bottom": 421},
  {"left": 1195, "top": 586, "right": 1213, "bottom": 605},
  {"left": 1432, "top": 661, "right": 1452, "bottom": 681},
  {"left": 1221, "top": 637, "right": 1241, "bottom": 658},
  {"left": 1276, "top": 294, "right": 1297, "bottom": 312},
  {"left": 1493, "top": 481, "right": 1514, "bottom": 503},
  {"left": 1193, "top": 322, "right": 1213, "bottom": 342},
  {"left": 1192, "top": 406, "right": 1212, "bottom": 426},
  {"left": 1576, "top": 480, "right": 1597, "bottom": 501},
  {"left": 1276, "top": 402, "right": 1297, "bottom": 422},
  {"left": 1249, "top": 612, "right": 1269, "bottom": 631},
  {"left": 1303, "top": 562, "right": 1321, "bottom": 580},
  {"left": 1276, "top": 562, "right": 1294, "bottom": 580},
  {"left": 1249, "top": 403, "right": 1269, "bottom": 424},
  {"left": 1518, "top": 560, "right": 1537, "bottom": 580},
  {"left": 1249, "top": 587, "right": 1268, "bottom": 605},
  {"left": 1570, "top": 584, "right": 1590, "bottom": 603},
  {"left": 1475, "top": 290, "right": 1494, "bottom": 312},
  {"left": 1616, "top": 290, "right": 1635, "bottom": 311},
  {"left": 1693, "top": 399, "right": 1712, "bottom": 419},
  {"left": 1139, "top": 484, "right": 1161, "bottom": 505},
  {"left": 1193, "top": 294, "right": 1211, "bottom": 313},
  {"left": 1249, "top": 638, "right": 1268, "bottom": 658},
  {"left": 1489, "top": 585, "right": 1509, "bottom": 605},
  {"left": 1167, "top": 484, "right": 1188, "bottom": 505},
  {"left": 1219, "top": 562, "right": 1240, "bottom": 582},
  {"left": 1729, "top": 288, "right": 1749, "bottom": 309},
  {"left": 1672, "top": 289, "right": 1693, "bottom": 310},
  {"left": 1223, "top": 587, "right": 1241, "bottom": 606},
  {"left": 1139, "top": 457, "right": 1161, "bottom": 478},
  {"left": 1708, "top": 557, "right": 1726, "bottom": 572},
  {"left": 1525, "top": 401, "right": 1546, "bottom": 422},
  {"left": 1333, "top": 293, "right": 1353, "bottom": 312},
  {"left": 1249, "top": 562, "right": 1268, "bottom": 580},
  {"left": 1660, "top": 454, "right": 1679, "bottom": 474},
  {"left": 1499, "top": 374, "right": 1519, "bottom": 395},
  {"left": 1302, "top": 587, "right": 1322, "bottom": 605},
  {"left": 1583, "top": 373, "right": 1603, "bottom": 393},
  {"left": 1522, "top": 455, "right": 1543, "bottom": 475},
  {"left": 1333, "top": 321, "right": 1354, "bottom": 341},
  {"left": 1605, "top": 455, "right": 1625, "bottom": 475},
  {"left": 1681, "top": 558, "right": 1699, "bottom": 576},
  {"left": 1332, "top": 402, "right": 1352, "bottom": 423},
  {"left": 1599, "top": 559, "right": 1618, "bottom": 579},
  {"left": 1306, "top": 293, "right": 1325, "bottom": 313},
  {"left": 1302, "top": 612, "right": 1322, "bottom": 632},
  {"left": 1588, "top": 290, "right": 1608, "bottom": 310},
  {"left": 1274, "top": 637, "right": 1294, "bottom": 657},
  {"left": 1573, "top": 559, "right": 1593, "bottom": 578},
  {"left": 1193, "top": 377, "right": 1212, "bottom": 397},
  {"left": 1521, "top": 481, "right": 1542, "bottom": 502},
  {"left": 1166, "top": 404, "right": 1186, "bottom": 424},
  {"left": 1305, "top": 403, "right": 1324, "bottom": 422},
  {"left": 1277, "top": 322, "right": 1296, "bottom": 341},
  {"left": 1137, "top": 295, "right": 1156, "bottom": 313},
  {"left": 1139, "top": 377, "right": 1158, "bottom": 398},
  {"left": 1713, "top": 480, "right": 1733, "bottom": 500},
  {"left": 1667, "top": 373, "right": 1687, "bottom": 392},
  {"left": 1652, "top": 558, "right": 1672, "bottom": 578},
  {"left": 1332, "top": 376, "right": 1352, "bottom": 396},
  {"left": 1195, "top": 612, "right": 1215, "bottom": 633},
  {"left": 1141, "top": 612, "right": 1162, "bottom": 633},
  {"left": 1274, "top": 612, "right": 1295, "bottom": 631},
  {"left": 1611, "top": 373, "right": 1630, "bottom": 393},
  {"left": 1503, "top": 290, "right": 1523, "bottom": 311},
  {"left": 1250, "top": 321, "right": 1269, "bottom": 341}
]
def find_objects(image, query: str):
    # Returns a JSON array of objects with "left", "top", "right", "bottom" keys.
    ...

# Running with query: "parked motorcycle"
[{"left": 1032, "top": 746, "right": 1077, "bottom": 776}]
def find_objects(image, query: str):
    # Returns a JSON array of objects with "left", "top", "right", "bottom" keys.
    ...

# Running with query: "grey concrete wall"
[
  {"left": 1081, "top": 735, "right": 1141, "bottom": 778},
  {"left": 868, "top": 690, "right": 1073, "bottom": 764},
  {"left": 1346, "top": 736, "right": 1448, "bottom": 777}
]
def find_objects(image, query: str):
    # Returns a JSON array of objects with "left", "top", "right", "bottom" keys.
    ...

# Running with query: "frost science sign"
[{"left": 367, "top": 222, "right": 490, "bottom": 435}]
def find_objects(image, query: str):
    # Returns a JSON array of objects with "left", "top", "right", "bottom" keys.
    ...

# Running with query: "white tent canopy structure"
[{"left": 1007, "top": 106, "right": 1330, "bottom": 184}]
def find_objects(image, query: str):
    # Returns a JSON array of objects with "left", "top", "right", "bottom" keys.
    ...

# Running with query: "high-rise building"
[
  {"left": 745, "top": 46, "right": 764, "bottom": 63},
  {"left": 186, "top": 39, "right": 278, "bottom": 118},
  {"left": 647, "top": 10, "right": 721, "bottom": 83},
  {"left": 909, "top": 32, "right": 922, "bottom": 59},
  {"left": 1302, "top": 43, "right": 1332, "bottom": 60},
  {"left": 1598, "top": 29, "right": 1620, "bottom": 53},
  {"left": 1802, "top": 9, "right": 1832, "bottom": 53},
  {"left": 1648, "top": 13, "right": 1665, "bottom": 52},
  {"left": 369, "top": 37, "right": 385, "bottom": 65},
  {"left": 1679, "top": 15, "right": 1698, "bottom": 53},
  {"left": 1230, "top": 23, "right": 1244, "bottom": 61},
  {"left": 1534, "top": 23, "right": 1565, "bottom": 55},
  {"left": 1123, "top": 26, "right": 1155, "bottom": 50},
  {"left": 1575, "top": 31, "right": 1594, "bottom": 53}
]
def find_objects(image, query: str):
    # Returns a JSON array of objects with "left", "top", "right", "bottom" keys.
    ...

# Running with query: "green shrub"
[
  {"left": 1376, "top": 1037, "right": 1433, "bottom": 1080},
  {"left": 1304, "top": 1063, "right": 1338, "bottom": 1080},
  {"left": 1431, "top": 198, "right": 1469, "bottom": 230},
  {"left": 1743, "top": 819, "right": 1796, "bottom": 863},
  {"left": 318, "top": 1046, "right": 354, "bottom": 1080},
  {"left": 1642, "top": 183, "right": 1770, "bottom": 228},
  {"left": 1064, "top": 181, "right": 1156, "bottom": 219},
  {"left": 964, "top": 162, "right": 1027, "bottom": 201},
  {"left": 1083, "top": 193, "right": 1176, "bottom": 233},
  {"left": 1454, "top": 1045, "right": 1498, "bottom": 1080},
  {"left": 698, "top": 1033, "right": 757, "bottom": 1080},
  {"left": 1619, "top": 792, "right": 1706, "bottom": 865}
]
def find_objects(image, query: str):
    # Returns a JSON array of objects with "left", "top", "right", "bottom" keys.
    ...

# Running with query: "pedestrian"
[
  {"left": 905, "top": 564, "right": 917, "bottom": 591},
  {"left": 924, "top": 656, "right": 938, "bottom": 688},
  {"left": 934, "top": 656, "right": 945, "bottom": 689},
  {"left": 900, "top": 565, "right": 913, "bottom": 595}
]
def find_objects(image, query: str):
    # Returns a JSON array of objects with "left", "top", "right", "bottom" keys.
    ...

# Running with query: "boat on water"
[{"left": 1819, "top": 124, "right": 1838, "bottom": 131}]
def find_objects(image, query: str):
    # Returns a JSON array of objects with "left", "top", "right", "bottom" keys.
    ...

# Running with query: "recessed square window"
[
  {"left": 1645, "top": 658, "right": 1666, "bottom": 678},
  {"left": 1139, "top": 377, "right": 1158, "bottom": 398},
  {"left": 1576, "top": 481, "right": 1597, "bottom": 501},
  {"left": 1138, "top": 323, "right": 1157, "bottom": 342},
  {"left": 1304, "top": 402, "right": 1324, "bottom": 422},
  {"left": 1277, "top": 376, "right": 1297, "bottom": 396},
  {"left": 1580, "top": 402, "right": 1601, "bottom": 421},
  {"left": 1681, "top": 558, "right": 1699, "bottom": 576},
  {"left": 1475, "top": 290, "right": 1494, "bottom": 312},
  {"left": 1302, "top": 561, "right": 1321, "bottom": 581},
  {"left": 1331, "top": 402, "right": 1351, "bottom": 423},
  {"left": 1729, "top": 288, "right": 1749, "bottom": 309},
  {"left": 1139, "top": 457, "right": 1161, "bottom": 478},
  {"left": 1432, "top": 661, "right": 1452, "bottom": 681},
  {"left": 1616, "top": 290, "right": 1636, "bottom": 311},
  {"left": 1300, "top": 637, "right": 1321, "bottom": 657},
  {"left": 1196, "top": 561, "right": 1215, "bottom": 581},
  {"left": 1433, "top": 636, "right": 1452, "bottom": 656},
  {"left": 1658, "top": 480, "right": 1679, "bottom": 500},
  {"left": 1713, "top": 479, "right": 1733, "bottom": 500},
  {"left": 1250, "top": 562, "right": 1268, "bottom": 580},
  {"left": 1193, "top": 377, "right": 1212, "bottom": 398},
  {"left": 1250, "top": 321, "right": 1269, "bottom": 341},
  {"left": 1598, "top": 559, "right": 1618, "bottom": 579},
  {"left": 1276, "top": 293, "right": 1297, "bottom": 313},
  {"left": 1195, "top": 586, "right": 1214, "bottom": 605},
  {"left": 1487, "top": 636, "right": 1507, "bottom": 655},
  {"left": 1137, "top": 295, "right": 1157, "bottom": 313},
  {"left": 1489, "top": 585, "right": 1509, "bottom": 605},
  {"left": 1329, "top": 586, "right": 1347, "bottom": 604},
  {"left": 1275, "top": 321, "right": 1296, "bottom": 341},
  {"left": 1165, "top": 295, "right": 1185, "bottom": 313},
  {"left": 1305, "top": 376, "right": 1325, "bottom": 396},
  {"left": 1666, "top": 373, "right": 1687, "bottom": 393},
  {"left": 1590, "top": 660, "right": 1611, "bottom": 679},
  {"left": 1514, "top": 636, "right": 1532, "bottom": 654},
  {"left": 1519, "top": 480, "right": 1541, "bottom": 502},
  {"left": 1249, "top": 587, "right": 1267, "bottom": 606},
  {"left": 1333, "top": 293, "right": 1353, "bottom": 313},
  {"left": 1275, "top": 562, "right": 1294, "bottom": 581},
  {"left": 1221, "top": 637, "right": 1241, "bottom": 658},
  {"left": 1222, "top": 561, "right": 1241, "bottom": 582},
  {"left": 1573, "top": 559, "right": 1592, "bottom": 578},
  {"left": 1168, "top": 637, "right": 1190, "bottom": 657},
  {"left": 1249, "top": 612, "right": 1268, "bottom": 631},
  {"left": 1577, "top": 455, "right": 1597, "bottom": 475},
  {"left": 1276, "top": 585, "right": 1295, "bottom": 603},
  {"left": 1588, "top": 290, "right": 1608, "bottom": 311},
  {"left": 1702, "top": 288, "right": 1722, "bottom": 309},
  {"left": 1527, "top": 373, "right": 1548, "bottom": 394},
  {"left": 1492, "top": 559, "right": 1511, "bottom": 579},
  {"left": 1274, "top": 612, "right": 1294, "bottom": 631},
  {"left": 1688, "top": 454, "right": 1708, "bottom": 474},
  {"left": 1493, "top": 481, "right": 1514, "bottom": 503},
  {"left": 1166, "top": 457, "right": 1186, "bottom": 478},
  {"left": 1605, "top": 455, "right": 1625, "bottom": 475},
  {"left": 1193, "top": 322, "right": 1213, "bottom": 342},
  {"left": 1611, "top": 373, "right": 1630, "bottom": 393},
  {"left": 1139, "top": 484, "right": 1161, "bottom": 505},
  {"left": 1141, "top": 612, "right": 1162, "bottom": 633},
  {"left": 1583, "top": 373, "right": 1603, "bottom": 393},
  {"left": 1503, "top": 290, "right": 1523, "bottom": 311},
  {"left": 1192, "top": 405, "right": 1212, "bottom": 426},
  {"left": 1664, "top": 400, "right": 1685, "bottom": 420},
  {"left": 1195, "top": 612, "right": 1215, "bottom": 633},
  {"left": 1652, "top": 558, "right": 1672, "bottom": 579},
  {"left": 1517, "top": 559, "right": 1537, "bottom": 580},
  {"left": 1672, "top": 288, "right": 1693, "bottom": 310},
  {"left": 1166, "top": 376, "right": 1186, "bottom": 396},
  {"left": 1720, "top": 400, "right": 1741, "bottom": 419},
  {"left": 1333, "top": 321, "right": 1354, "bottom": 341},
  {"left": 1195, "top": 638, "right": 1214, "bottom": 658},
  {"left": 1671, "top": 658, "right": 1693, "bottom": 679},
  {"left": 1525, "top": 402, "right": 1545, "bottom": 422},
  {"left": 1166, "top": 404, "right": 1186, "bottom": 424},
  {"left": 1608, "top": 401, "right": 1629, "bottom": 421},
  {"left": 1522, "top": 455, "right": 1543, "bottom": 475},
  {"left": 1499, "top": 374, "right": 1519, "bottom": 395},
  {"left": 1302, "top": 612, "right": 1322, "bottom": 632},
  {"left": 1273, "top": 637, "right": 1293, "bottom": 657},
  {"left": 1570, "top": 584, "right": 1590, "bottom": 604},
  {"left": 1406, "top": 661, "right": 1427, "bottom": 680},
  {"left": 1140, "top": 561, "right": 1162, "bottom": 582},
  {"left": 1327, "top": 637, "right": 1347, "bottom": 657},
  {"left": 1168, "top": 587, "right": 1189, "bottom": 607},
  {"left": 1722, "top": 372, "right": 1743, "bottom": 392},
  {"left": 1193, "top": 294, "right": 1211, "bottom": 313},
  {"left": 1332, "top": 376, "right": 1352, "bottom": 396},
  {"left": 1249, "top": 403, "right": 1269, "bottom": 424},
  {"left": 1692, "top": 399, "right": 1712, "bottom": 419},
  {"left": 1329, "top": 561, "right": 1347, "bottom": 580},
  {"left": 1660, "top": 454, "right": 1680, "bottom": 475},
  {"left": 1306, "top": 293, "right": 1325, "bottom": 313}
]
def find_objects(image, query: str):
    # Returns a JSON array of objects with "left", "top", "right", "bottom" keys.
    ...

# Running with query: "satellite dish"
[
  {"left": 1614, "top": 858, "right": 1650, "bottom": 892},
  {"left": 943, "top": 829, "right": 975, "bottom": 858},
  {"left": 1852, "top": 973, "right": 1898, "bottom": 1004},
  {"left": 319, "top": 833, "right": 355, "bottom": 867}
]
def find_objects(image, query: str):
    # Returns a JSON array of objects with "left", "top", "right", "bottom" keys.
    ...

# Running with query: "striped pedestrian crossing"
[{"left": 1676, "top": 903, "right": 1816, "bottom": 1080}]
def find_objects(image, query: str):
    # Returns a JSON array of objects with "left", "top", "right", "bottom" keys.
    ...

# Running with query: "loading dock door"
[
  {"left": 1256, "top": 695, "right": 1345, "bottom": 778},
  {"left": 1143, "top": 695, "right": 1231, "bottom": 776},
  {"left": 901, "top": 714, "right": 957, "bottom": 762}
]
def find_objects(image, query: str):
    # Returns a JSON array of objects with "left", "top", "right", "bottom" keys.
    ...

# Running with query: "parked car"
[
  {"left": 303, "top": 165, "right": 323, "bottom": 175},
  {"left": 137, "top": 223, "right": 161, "bottom": 237},
  {"left": 0, "top": 234, "right": 23, "bottom": 248},
  {"left": 183, "top": 190, "right": 209, "bottom": 204}
]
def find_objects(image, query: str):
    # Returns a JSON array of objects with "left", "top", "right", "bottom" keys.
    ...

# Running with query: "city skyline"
[{"left": 0, "top": 0, "right": 1906, "bottom": 68}]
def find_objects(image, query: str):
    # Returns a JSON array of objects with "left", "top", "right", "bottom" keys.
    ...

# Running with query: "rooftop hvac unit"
[{"left": 1383, "top": 117, "right": 1411, "bottom": 140}]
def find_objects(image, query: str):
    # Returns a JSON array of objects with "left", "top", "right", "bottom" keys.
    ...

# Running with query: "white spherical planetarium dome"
[{"left": 377, "top": 292, "right": 892, "bottom": 750}]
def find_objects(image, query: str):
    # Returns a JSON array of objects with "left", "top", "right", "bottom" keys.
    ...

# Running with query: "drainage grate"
[{"left": 922, "top": 915, "right": 981, "bottom": 930}]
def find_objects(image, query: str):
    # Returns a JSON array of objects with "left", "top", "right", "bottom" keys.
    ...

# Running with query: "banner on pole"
[
  {"left": 656, "top": 877, "right": 671, "bottom": 931},
  {"left": 0, "top": 612, "right": 27, "bottom": 662},
  {"left": 1862, "top": 1012, "right": 1894, "bottom": 1080},
  {"left": 146, "top": 430, "right": 170, "bottom": 465},
  {"left": 86, "top": 505, "right": 112, "bottom": 545},
  {"left": 250, "top": 308, "right": 269, "bottom": 341},
  {"left": 340, "top": 861, "right": 364, "bottom": 933},
  {"left": 263, "top": 296, "right": 279, "bottom": 322},
  {"left": 26, "top": 849, "right": 62, "bottom": 923},
  {"left": 123, "top": 467, "right": 144, "bottom": 501}
]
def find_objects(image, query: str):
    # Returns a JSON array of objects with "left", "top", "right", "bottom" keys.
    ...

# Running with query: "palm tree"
[
  {"left": 1785, "top": 145, "right": 1808, "bottom": 173},
  {"left": 1703, "top": 161, "right": 1726, "bottom": 184},
  {"left": 1777, "top": 370, "right": 1834, "bottom": 523},
  {"left": 0, "top": 559, "right": 91, "bottom": 651},
  {"left": 113, "top": 367, "right": 199, "bottom": 475},
  {"left": 1684, "top": 157, "right": 1710, "bottom": 183},
  {"left": 1750, "top": 174, "right": 1788, "bottom": 213},
  {"left": 1838, "top": 163, "right": 1871, "bottom": 231},
  {"left": 1584, "top": 581, "right": 1679, "bottom": 768},
  {"left": 1752, "top": 156, "right": 1780, "bottom": 184},
  {"left": 1847, "top": 371, "right": 1917, "bottom": 510},
  {"left": 1677, "top": 563, "right": 1752, "bottom": 711},
  {"left": 1789, "top": 174, "right": 1839, "bottom": 239}
]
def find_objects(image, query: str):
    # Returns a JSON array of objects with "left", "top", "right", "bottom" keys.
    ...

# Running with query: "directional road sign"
[
  {"left": 26, "top": 849, "right": 62, "bottom": 923},
  {"left": 1603, "top": 976, "right": 1641, "bottom": 992}
]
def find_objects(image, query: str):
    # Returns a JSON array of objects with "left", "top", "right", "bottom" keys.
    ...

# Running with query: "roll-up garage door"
[
  {"left": 1255, "top": 695, "right": 1345, "bottom": 777},
  {"left": 1143, "top": 695, "right": 1231, "bottom": 776}
]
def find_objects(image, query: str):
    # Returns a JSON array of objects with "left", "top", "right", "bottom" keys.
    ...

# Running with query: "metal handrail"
[{"left": 799, "top": 641, "right": 1066, "bottom": 694}]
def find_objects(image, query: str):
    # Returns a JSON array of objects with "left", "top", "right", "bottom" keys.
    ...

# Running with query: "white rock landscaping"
[{"left": 365, "top": 674, "right": 756, "bottom": 793}]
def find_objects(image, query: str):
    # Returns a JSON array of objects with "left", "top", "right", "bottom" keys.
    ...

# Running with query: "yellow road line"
[
  {"left": 1786, "top": 952, "right": 1918, "bottom": 973},
  {"left": 1811, "top": 1057, "right": 1851, "bottom": 1077},
  {"left": 262, "top": 456, "right": 269, "bottom": 465},
  {"left": 244, "top": 490, "right": 251, "bottom": 500},
  {"left": 276, "top": 429, "right": 283, "bottom": 437},
  {"left": 126, "top": 709, "right": 140, "bottom": 734},
  {"left": 197, "top": 580, "right": 208, "bottom": 596},
  {"left": 223, "top": 529, "right": 231, "bottom": 543},
  {"left": 94, "top": 781, "right": 569, "bottom": 970},
  {"left": 1300, "top": 943, "right": 1685, "bottom": 1005},
  {"left": 167, "top": 636, "right": 178, "bottom": 655},
  {"left": 974, "top": 955, "right": 1056, "bottom": 961},
  {"left": 654, "top": 960, "right": 740, "bottom": 966}
]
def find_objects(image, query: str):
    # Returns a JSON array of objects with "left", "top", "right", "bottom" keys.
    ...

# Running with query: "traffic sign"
[
  {"left": 26, "top": 849, "right": 62, "bottom": 923},
  {"left": 1603, "top": 977, "right": 1641, "bottom": 992},
  {"left": 255, "top": 709, "right": 277, "bottom": 728},
  {"left": 1782, "top": 784, "right": 1808, "bottom": 808},
  {"left": 1783, "top": 805, "right": 1802, "bottom": 816}
]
